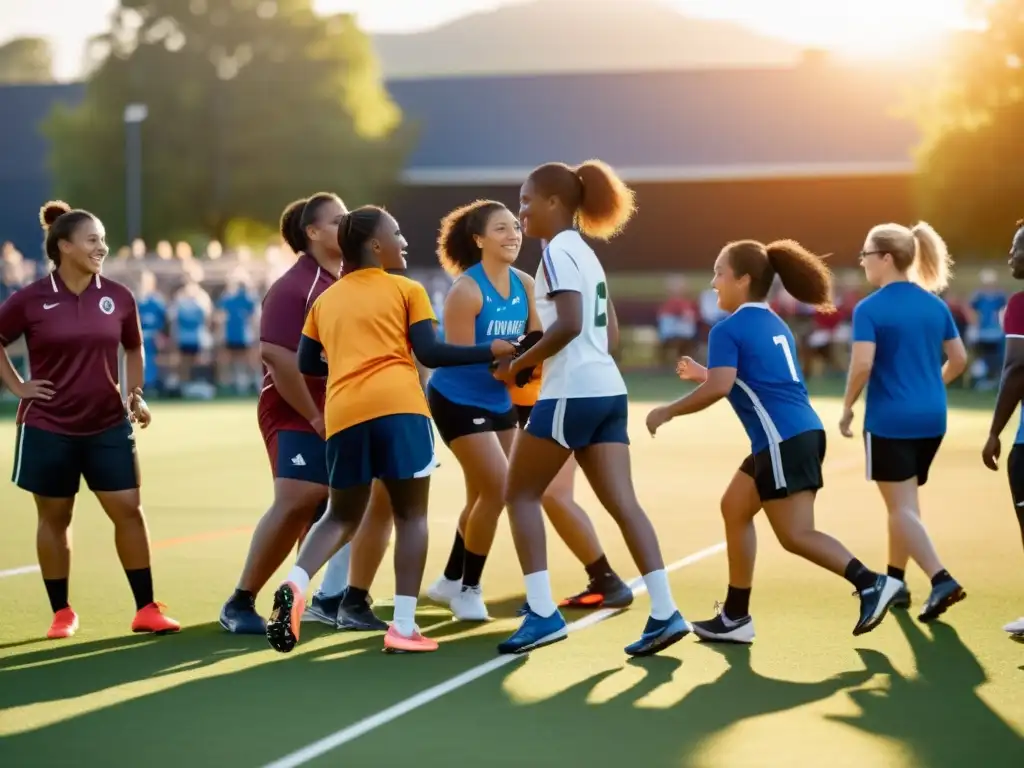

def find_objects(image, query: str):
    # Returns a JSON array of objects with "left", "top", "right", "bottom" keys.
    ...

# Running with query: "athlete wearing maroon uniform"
[{"left": 0, "top": 201, "right": 178, "bottom": 639}]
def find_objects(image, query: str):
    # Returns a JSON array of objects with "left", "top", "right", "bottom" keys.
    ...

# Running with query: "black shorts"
[
  {"left": 864, "top": 432, "right": 942, "bottom": 485},
  {"left": 180, "top": 343, "right": 200, "bottom": 356},
  {"left": 739, "top": 429, "right": 826, "bottom": 502},
  {"left": 426, "top": 386, "right": 517, "bottom": 446},
  {"left": 1007, "top": 444, "right": 1024, "bottom": 507},
  {"left": 226, "top": 341, "right": 251, "bottom": 352},
  {"left": 515, "top": 405, "right": 533, "bottom": 430},
  {"left": 13, "top": 419, "right": 139, "bottom": 498}
]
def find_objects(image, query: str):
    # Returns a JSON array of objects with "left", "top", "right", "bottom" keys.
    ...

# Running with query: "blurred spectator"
[
  {"left": 656, "top": 276, "right": 698, "bottom": 367},
  {"left": 969, "top": 268, "right": 1008, "bottom": 389},
  {"left": 169, "top": 265, "right": 215, "bottom": 399},
  {"left": 215, "top": 268, "right": 260, "bottom": 394},
  {"left": 137, "top": 270, "right": 169, "bottom": 393}
]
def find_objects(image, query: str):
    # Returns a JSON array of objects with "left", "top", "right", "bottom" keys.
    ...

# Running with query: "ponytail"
[
  {"left": 528, "top": 159, "right": 636, "bottom": 241},
  {"left": 764, "top": 240, "right": 835, "bottom": 311},
  {"left": 908, "top": 221, "right": 953, "bottom": 294}
]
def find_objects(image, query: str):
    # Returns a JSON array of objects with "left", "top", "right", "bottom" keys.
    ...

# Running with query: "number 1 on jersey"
[
  {"left": 772, "top": 334, "right": 800, "bottom": 381},
  {"left": 595, "top": 281, "right": 608, "bottom": 327}
]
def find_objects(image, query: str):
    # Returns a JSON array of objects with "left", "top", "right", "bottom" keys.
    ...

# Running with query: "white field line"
[{"left": 258, "top": 541, "right": 727, "bottom": 768}]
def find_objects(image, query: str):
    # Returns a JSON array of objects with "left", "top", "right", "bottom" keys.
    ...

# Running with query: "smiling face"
[
  {"left": 711, "top": 248, "right": 747, "bottom": 313},
  {"left": 518, "top": 177, "right": 560, "bottom": 242},
  {"left": 475, "top": 207, "right": 522, "bottom": 265},
  {"left": 60, "top": 216, "right": 108, "bottom": 275},
  {"left": 369, "top": 211, "right": 409, "bottom": 271}
]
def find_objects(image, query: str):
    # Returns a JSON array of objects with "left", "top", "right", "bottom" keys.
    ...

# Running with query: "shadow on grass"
[
  {"left": 829, "top": 611, "right": 1024, "bottom": 767},
  {"left": 340, "top": 638, "right": 890, "bottom": 768},
  {"left": 0, "top": 596, "right": 532, "bottom": 766}
]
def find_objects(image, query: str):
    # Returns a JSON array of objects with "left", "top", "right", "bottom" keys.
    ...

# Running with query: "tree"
[
  {"left": 913, "top": 0, "right": 1024, "bottom": 256},
  {"left": 0, "top": 37, "right": 54, "bottom": 83},
  {"left": 44, "top": 0, "right": 413, "bottom": 244}
]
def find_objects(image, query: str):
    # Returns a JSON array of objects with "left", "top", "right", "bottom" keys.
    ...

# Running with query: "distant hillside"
[{"left": 371, "top": 0, "right": 806, "bottom": 79}]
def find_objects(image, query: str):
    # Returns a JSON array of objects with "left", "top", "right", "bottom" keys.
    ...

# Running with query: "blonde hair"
[{"left": 866, "top": 221, "right": 952, "bottom": 294}]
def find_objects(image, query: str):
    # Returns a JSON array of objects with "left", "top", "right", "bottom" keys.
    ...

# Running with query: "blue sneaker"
[
  {"left": 219, "top": 595, "right": 267, "bottom": 635},
  {"left": 497, "top": 607, "right": 568, "bottom": 654},
  {"left": 624, "top": 611, "right": 691, "bottom": 657}
]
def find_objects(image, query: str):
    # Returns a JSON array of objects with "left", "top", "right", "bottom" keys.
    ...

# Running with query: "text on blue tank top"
[
  {"left": 713, "top": 306, "right": 823, "bottom": 454},
  {"left": 429, "top": 264, "right": 529, "bottom": 412}
]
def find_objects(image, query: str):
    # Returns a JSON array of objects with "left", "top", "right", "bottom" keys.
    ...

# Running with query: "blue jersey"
[
  {"left": 853, "top": 282, "right": 959, "bottom": 439},
  {"left": 971, "top": 290, "right": 1007, "bottom": 342},
  {"left": 428, "top": 264, "right": 529, "bottom": 413},
  {"left": 707, "top": 303, "right": 823, "bottom": 454},
  {"left": 138, "top": 293, "right": 167, "bottom": 346},
  {"left": 175, "top": 294, "right": 208, "bottom": 346},
  {"left": 219, "top": 288, "right": 257, "bottom": 346}
]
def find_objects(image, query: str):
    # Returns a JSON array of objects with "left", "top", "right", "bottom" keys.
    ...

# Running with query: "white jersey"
[{"left": 535, "top": 230, "right": 627, "bottom": 400}]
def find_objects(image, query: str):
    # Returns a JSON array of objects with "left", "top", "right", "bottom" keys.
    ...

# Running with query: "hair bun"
[{"left": 39, "top": 200, "right": 71, "bottom": 230}]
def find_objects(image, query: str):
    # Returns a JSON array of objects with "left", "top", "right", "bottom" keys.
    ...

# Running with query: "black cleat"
[
  {"left": 853, "top": 575, "right": 902, "bottom": 636},
  {"left": 890, "top": 584, "right": 912, "bottom": 609},
  {"left": 303, "top": 592, "right": 342, "bottom": 626},
  {"left": 337, "top": 590, "right": 388, "bottom": 631},
  {"left": 266, "top": 583, "right": 301, "bottom": 653},
  {"left": 918, "top": 579, "right": 966, "bottom": 623}
]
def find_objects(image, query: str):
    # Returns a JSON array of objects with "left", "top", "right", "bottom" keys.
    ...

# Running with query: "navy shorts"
[
  {"left": 13, "top": 419, "right": 139, "bottom": 498},
  {"left": 268, "top": 429, "right": 328, "bottom": 486},
  {"left": 326, "top": 414, "right": 435, "bottom": 490},
  {"left": 525, "top": 395, "right": 629, "bottom": 450}
]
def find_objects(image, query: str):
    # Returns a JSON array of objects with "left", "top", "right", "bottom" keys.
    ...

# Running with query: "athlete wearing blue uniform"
[
  {"left": 218, "top": 282, "right": 257, "bottom": 352},
  {"left": 648, "top": 238, "right": 901, "bottom": 642},
  {"left": 982, "top": 219, "right": 1024, "bottom": 640},
  {"left": 136, "top": 272, "right": 167, "bottom": 391},
  {"left": 841, "top": 221, "right": 967, "bottom": 624}
]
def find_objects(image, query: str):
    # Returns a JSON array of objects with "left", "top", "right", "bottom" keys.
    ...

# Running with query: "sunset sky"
[{"left": 4, "top": 0, "right": 976, "bottom": 81}]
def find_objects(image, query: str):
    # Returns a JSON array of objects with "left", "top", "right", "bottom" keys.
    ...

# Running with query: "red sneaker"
[
  {"left": 131, "top": 602, "right": 180, "bottom": 634},
  {"left": 47, "top": 607, "right": 79, "bottom": 639}
]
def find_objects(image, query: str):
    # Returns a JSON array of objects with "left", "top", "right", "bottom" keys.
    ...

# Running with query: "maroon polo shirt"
[
  {"left": 0, "top": 272, "right": 141, "bottom": 435},
  {"left": 257, "top": 255, "right": 336, "bottom": 438}
]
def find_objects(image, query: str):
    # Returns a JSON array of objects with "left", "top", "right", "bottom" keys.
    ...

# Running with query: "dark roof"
[{"left": 387, "top": 66, "right": 922, "bottom": 184}]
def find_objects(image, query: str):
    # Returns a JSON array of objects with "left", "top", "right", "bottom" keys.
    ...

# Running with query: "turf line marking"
[
  {"left": 0, "top": 526, "right": 254, "bottom": 580},
  {"left": 259, "top": 541, "right": 727, "bottom": 768}
]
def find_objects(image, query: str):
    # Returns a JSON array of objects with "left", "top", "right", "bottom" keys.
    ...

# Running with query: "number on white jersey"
[
  {"left": 594, "top": 281, "right": 608, "bottom": 328},
  {"left": 772, "top": 334, "right": 800, "bottom": 381}
]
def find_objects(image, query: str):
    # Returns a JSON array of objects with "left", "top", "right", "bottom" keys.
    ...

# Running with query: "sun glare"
[{"left": 676, "top": 0, "right": 973, "bottom": 58}]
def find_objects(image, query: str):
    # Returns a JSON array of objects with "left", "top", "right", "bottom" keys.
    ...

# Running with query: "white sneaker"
[
  {"left": 1002, "top": 616, "right": 1024, "bottom": 634},
  {"left": 450, "top": 585, "right": 491, "bottom": 622},
  {"left": 426, "top": 576, "right": 462, "bottom": 605}
]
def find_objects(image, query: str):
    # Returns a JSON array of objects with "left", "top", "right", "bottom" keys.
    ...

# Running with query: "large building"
[{"left": 0, "top": 61, "right": 920, "bottom": 271}]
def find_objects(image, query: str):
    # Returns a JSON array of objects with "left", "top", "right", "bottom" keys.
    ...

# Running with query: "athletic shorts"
[
  {"left": 326, "top": 414, "right": 435, "bottom": 490},
  {"left": 739, "top": 429, "right": 826, "bottom": 502},
  {"left": 864, "top": 432, "right": 942, "bottom": 485},
  {"left": 427, "top": 385, "right": 517, "bottom": 446},
  {"left": 525, "top": 395, "right": 629, "bottom": 450},
  {"left": 1007, "top": 444, "right": 1024, "bottom": 507},
  {"left": 225, "top": 341, "right": 251, "bottom": 352},
  {"left": 515, "top": 405, "right": 533, "bottom": 430},
  {"left": 13, "top": 419, "right": 139, "bottom": 498},
  {"left": 265, "top": 428, "right": 328, "bottom": 486},
  {"left": 179, "top": 342, "right": 200, "bottom": 356}
]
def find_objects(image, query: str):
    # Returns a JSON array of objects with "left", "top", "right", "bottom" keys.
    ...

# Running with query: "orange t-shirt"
[
  {"left": 509, "top": 364, "right": 542, "bottom": 407},
  {"left": 302, "top": 268, "right": 436, "bottom": 437}
]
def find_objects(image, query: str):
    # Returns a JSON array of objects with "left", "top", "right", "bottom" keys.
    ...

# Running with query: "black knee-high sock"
[
  {"left": 43, "top": 578, "right": 69, "bottom": 613},
  {"left": 462, "top": 551, "right": 488, "bottom": 589},
  {"left": 125, "top": 567, "right": 154, "bottom": 611},
  {"left": 443, "top": 532, "right": 466, "bottom": 581}
]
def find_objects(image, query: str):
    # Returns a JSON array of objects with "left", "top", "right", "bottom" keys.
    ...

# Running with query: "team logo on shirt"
[{"left": 99, "top": 296, "right": 115, "bottom": 315}]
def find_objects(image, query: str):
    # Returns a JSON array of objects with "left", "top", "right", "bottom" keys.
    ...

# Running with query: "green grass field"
[{"left": 0, "top": 380, "right": 1022, "bottom": 767}]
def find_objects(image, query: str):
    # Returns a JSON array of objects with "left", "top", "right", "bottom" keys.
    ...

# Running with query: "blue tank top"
[
  {"left": 429, "top": 264, "right": 529, "bottom": 413},
  {"left": 176, "top": 296, "right": 207, "bottom": 345}
]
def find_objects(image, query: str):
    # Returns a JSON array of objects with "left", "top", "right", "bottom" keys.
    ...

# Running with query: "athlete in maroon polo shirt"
[
  {"left": 220, "top": 194, "right": 392, "bottom": 634},
  {"left": 0, "top": 201, "right": 179, "bottom": 639}
]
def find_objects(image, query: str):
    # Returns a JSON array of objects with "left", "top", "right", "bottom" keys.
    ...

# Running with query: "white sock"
[
  {"left": 643, "top": 569, "right": 677, "bottom": 620},
  {"left": 285, "top": 566, "right": 311, "bottom": 596},
  {"left": 524, "top": 571, "right": 557, "bottom": 618},
  {"left": 318, "top": 544, "right": 351, "bottom": 597},
  {"left": 392, "top": 595, "right": 418, "bottom": 637}
]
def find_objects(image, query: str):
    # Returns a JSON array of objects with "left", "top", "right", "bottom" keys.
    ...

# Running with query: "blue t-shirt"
[
  {"left": 138, "top": 293, "right": 167, "bottom": 347},
  {"left": 218, "top": 288, "right": 257, "bottom": 346},
  {"left": 707, "top": 303, "right": 823, "bottom": 454},
  {"left": 175, "top": 295, "right": 208, "bottom": 346},
  {"left": 971, "top": 290, "right": 1007, "bottom": 343},
  {"left": 853, "top": 281, "right": 959, "bottom": 439},
  {"left": 428, "top": 264, "right": 529, "bottom": 413}
]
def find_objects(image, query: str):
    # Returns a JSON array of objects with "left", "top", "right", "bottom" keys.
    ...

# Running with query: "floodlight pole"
[{"left": 123, "top": 103, "right": 148, "bottom": 244}]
